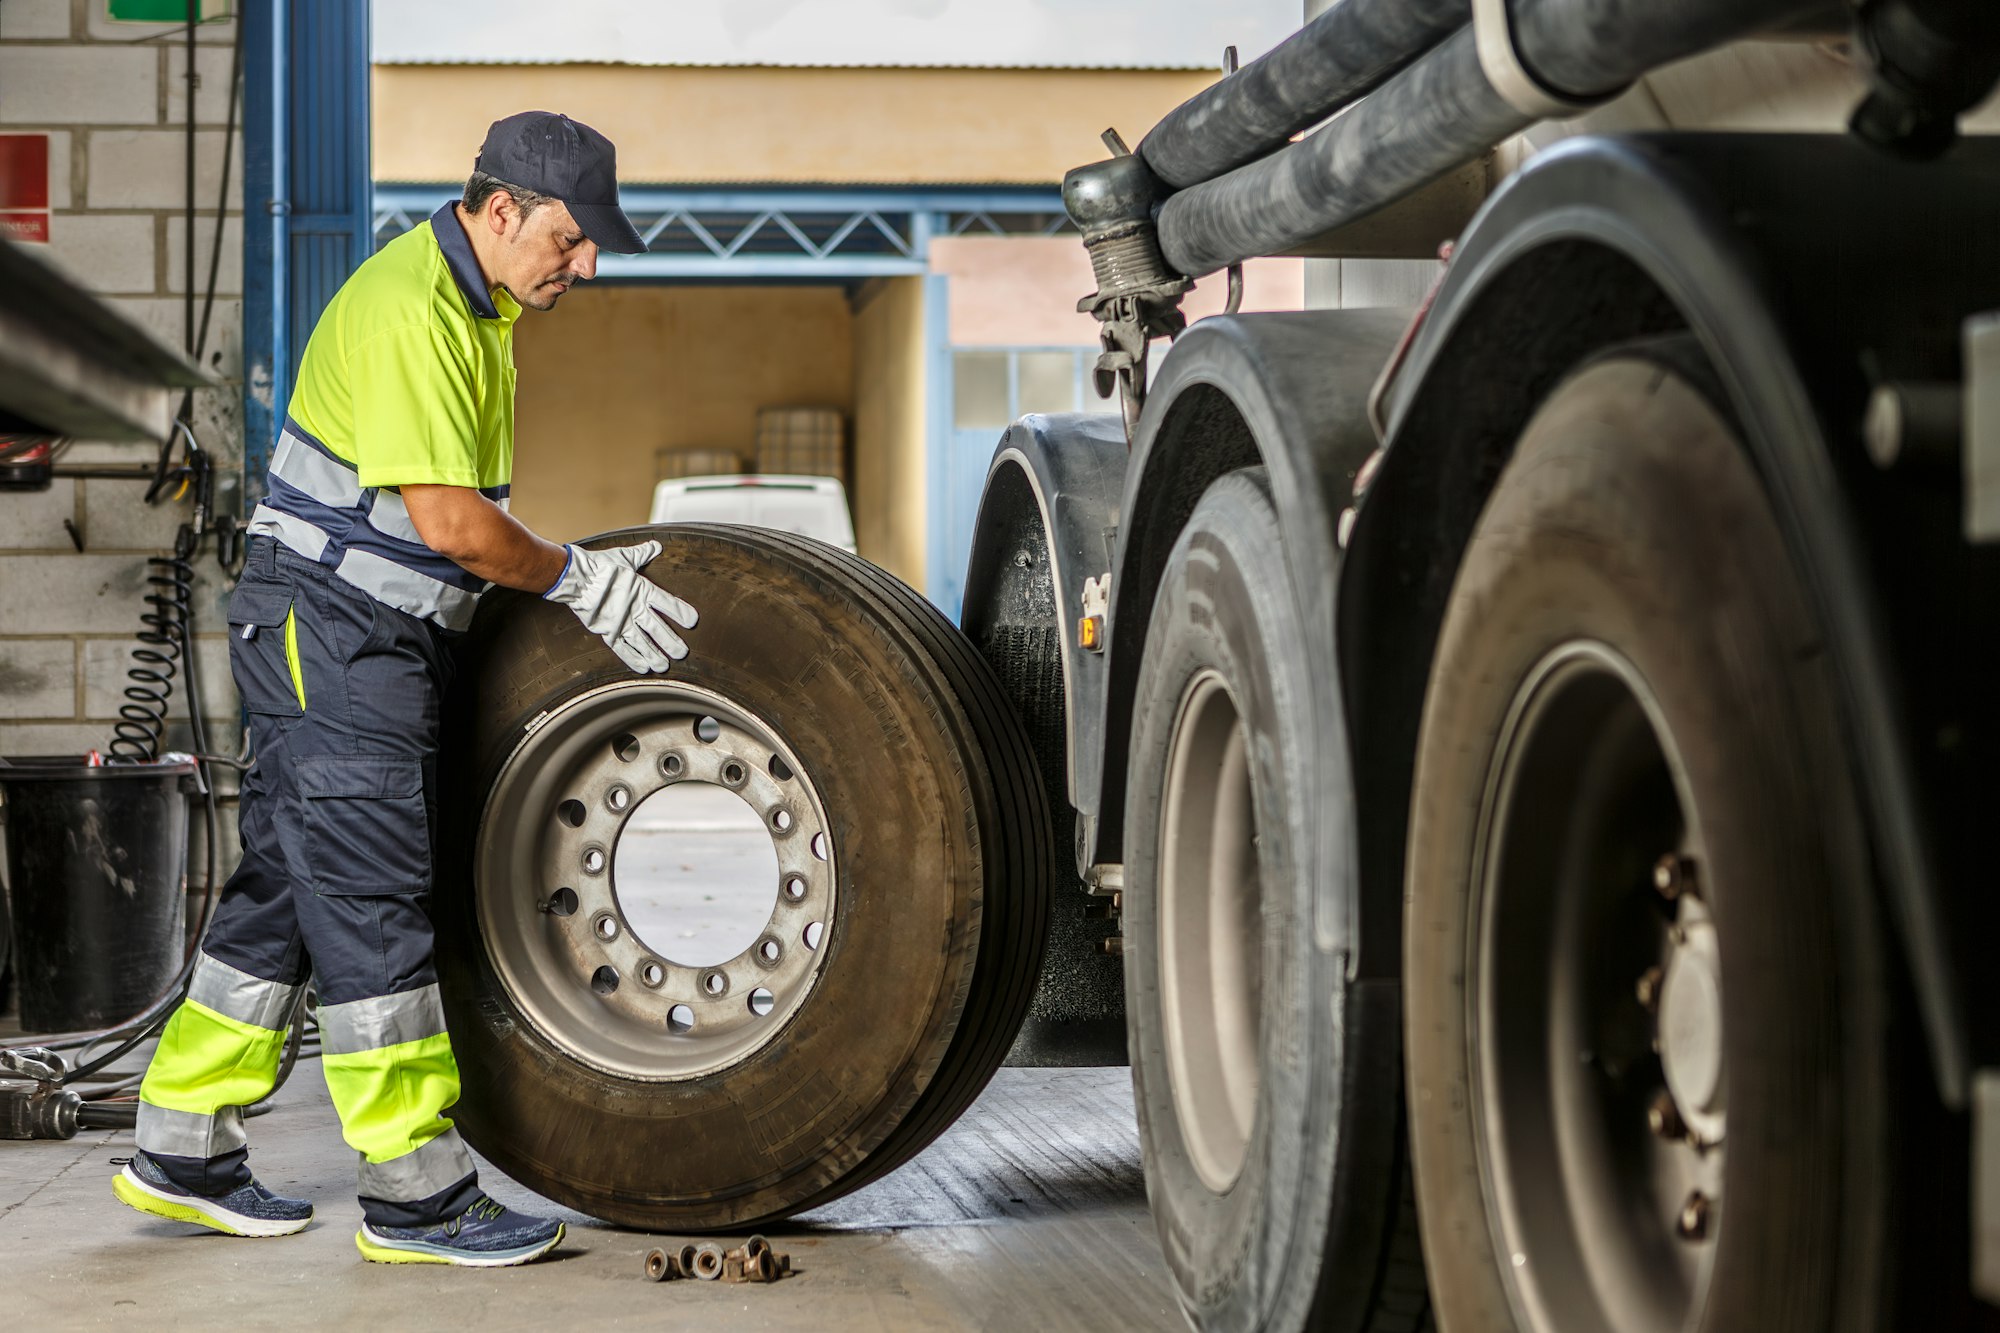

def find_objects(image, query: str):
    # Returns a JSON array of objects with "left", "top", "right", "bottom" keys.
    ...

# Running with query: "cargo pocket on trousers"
[
  {"left": 227, "top": 583, "right": 305, "bottom": 717},
  {"left": 297, "top": 754, "right": 431, "bottom": 895}
]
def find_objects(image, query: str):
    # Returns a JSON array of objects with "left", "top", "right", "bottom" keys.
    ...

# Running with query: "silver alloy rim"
[
  {"left": 1158, "top": 669, "right": 1262, "bottom": 1194},
  {"left": 476, "top": 680, "right": 836, "bottom": 1081},
  {"left": 1470, "top": 641, "right": 1723, "bottom": 1332}
]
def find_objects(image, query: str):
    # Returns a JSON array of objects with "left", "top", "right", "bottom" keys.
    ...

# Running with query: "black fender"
[
  {"left": 1342, "top": 133, "right": 2000, "bottom": 1103},
  {"left": 963, "top": 411, "right": 1128, "bottom": 857},
  {"left": 1096, "top": 308, "right": 1407, "bottom": 960},
  {"left": 961, "top": 412, "right": 1132, "bottom": 1064}
]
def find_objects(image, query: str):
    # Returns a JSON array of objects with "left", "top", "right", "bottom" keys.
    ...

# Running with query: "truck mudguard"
[
  {"left": 1094, "top": 310, "right": 1404, "bottom": 955},
  {"left": 1342, "top": 133, "right": 2000, "bottom": 1102},
  {"left": 963, "top": 411, "right": 1129, "bottom": 857},
  {"left": 962, "top": 413, "right": 1133, "bottom": 1064}
]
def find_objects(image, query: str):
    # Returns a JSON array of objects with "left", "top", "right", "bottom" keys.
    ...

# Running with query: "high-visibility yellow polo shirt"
[
  {"left": 291, "top": 204, "right": 520, "bottom": 490},
  {"left": 244, "top": 202, "right": 520, "bottom": 631}
]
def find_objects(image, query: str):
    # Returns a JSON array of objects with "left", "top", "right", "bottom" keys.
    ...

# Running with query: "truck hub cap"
[
  {"left": 1159, "top": 669, "right": 1261, "bottom": 1194},
  {"left": 1472, "top": 642, "right": 1723, "bottom": 1332}
]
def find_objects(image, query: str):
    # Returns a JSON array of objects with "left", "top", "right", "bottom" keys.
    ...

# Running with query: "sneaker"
[
  {"left": 113, "top": 1151, "right": 313, "bottom": 1238},
  {"left": 355, "top": 1195, "right": 564, "bottom": 1268}
]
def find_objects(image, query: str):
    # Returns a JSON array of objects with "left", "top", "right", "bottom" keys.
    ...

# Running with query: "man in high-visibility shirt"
[{"left": 112, "top": 112, "right": 694, "bottom": 1267}]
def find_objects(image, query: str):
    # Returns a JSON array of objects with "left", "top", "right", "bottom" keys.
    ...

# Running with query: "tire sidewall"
[
  {"left": 1404, "top": 356, "right": 1889, "bottom": 1332},
  {"left": 436, "top": 528, "right": 994, "bottom": 1228},
  {"left": 1124, "top": 469, "right": 1340, "bottom": 1331}
]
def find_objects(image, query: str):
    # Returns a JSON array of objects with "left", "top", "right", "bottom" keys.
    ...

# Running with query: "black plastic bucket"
[{"left": 0, "top": 756, "right": 193, "bottom": 1032}]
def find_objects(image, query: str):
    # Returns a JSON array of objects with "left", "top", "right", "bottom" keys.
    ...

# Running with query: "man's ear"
[{"left": 484, "top": 192, "right": 517, "bottom": 238}]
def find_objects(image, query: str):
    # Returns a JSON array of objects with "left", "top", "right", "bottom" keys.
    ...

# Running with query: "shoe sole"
[
  {"left": 355, "top": 1221, "right": 565, "bottom": 1268},
  {"left": 113, "top": 1167, "right": 311, "bottom": 1238}
]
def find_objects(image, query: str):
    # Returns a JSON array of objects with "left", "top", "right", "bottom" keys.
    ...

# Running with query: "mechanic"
[{"left": 112, "top": 112, "right": 694, "bottom": 1267}]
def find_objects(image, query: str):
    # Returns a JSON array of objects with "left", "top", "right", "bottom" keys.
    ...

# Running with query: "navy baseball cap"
[{"left": 474, "top": 111, "right": 646, "bottom": 254}]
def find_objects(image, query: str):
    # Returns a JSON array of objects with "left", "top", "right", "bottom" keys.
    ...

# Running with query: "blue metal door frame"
[{"left": 242, "top": 0, "right": 372, "bottom": 501}]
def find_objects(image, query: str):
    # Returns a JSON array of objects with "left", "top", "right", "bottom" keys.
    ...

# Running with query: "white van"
[{"left": 647, "top": 474, "right": 857, "bottom": 553}]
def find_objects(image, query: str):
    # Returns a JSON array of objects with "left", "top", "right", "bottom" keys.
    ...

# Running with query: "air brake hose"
[
  {"left": 1138, "top": 0, "right": 1468, "bottom": 189},
  {"left": 1150, "top": 0, "right": 1845, "bottom": 279}
]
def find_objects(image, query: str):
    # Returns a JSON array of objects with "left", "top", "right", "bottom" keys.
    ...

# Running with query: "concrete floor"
[{"left": 0, "top": 1060, "right": 1180, "bottom": 1332}]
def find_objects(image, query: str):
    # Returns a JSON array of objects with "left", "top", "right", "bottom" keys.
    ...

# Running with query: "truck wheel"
[
  {"left": 1404, "top": 349, "right": 1897, "bottom": 1331},
  {"left": 1124, "top": 469, "right": 1428, "bottom": 1333},
  {"left": 435, "top": 525, "right": 1050, "bottom": 1230}
]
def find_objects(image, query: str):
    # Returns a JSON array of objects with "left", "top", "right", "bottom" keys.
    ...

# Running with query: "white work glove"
[{"left": 544, "top": 541, "right": 698, "bottom": 674}]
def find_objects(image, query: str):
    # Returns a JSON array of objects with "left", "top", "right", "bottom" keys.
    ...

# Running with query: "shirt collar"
[{"left": 430, "top": 200, "right": 509, "bottom": 321}]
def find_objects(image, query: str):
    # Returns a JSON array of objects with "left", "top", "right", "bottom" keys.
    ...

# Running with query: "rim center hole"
[{"left": 612, "top": 780, "right": 781, "bottom": 968}]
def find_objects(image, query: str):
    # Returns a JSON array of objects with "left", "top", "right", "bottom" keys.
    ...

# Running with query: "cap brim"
[{"left": 569, "top": 202, "right": 647, "bottom": 255}]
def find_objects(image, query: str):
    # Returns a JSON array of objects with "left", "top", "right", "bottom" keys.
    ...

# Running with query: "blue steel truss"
[{"left": 371, "top": 185, "right": 1070, "bottom": 279}]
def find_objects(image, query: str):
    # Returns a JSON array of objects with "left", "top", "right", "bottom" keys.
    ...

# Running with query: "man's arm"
[{"left": 400, "top": 483, "right": 568, "bottom": 593}]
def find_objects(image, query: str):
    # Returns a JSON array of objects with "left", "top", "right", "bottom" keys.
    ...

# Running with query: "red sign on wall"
[{"left": 0, "top": 134, "right": 50, "bottom": 244}]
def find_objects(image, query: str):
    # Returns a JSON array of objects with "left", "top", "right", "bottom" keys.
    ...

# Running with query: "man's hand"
[{"left": 544, "top": 541, "right": 698, "bottom": 674}]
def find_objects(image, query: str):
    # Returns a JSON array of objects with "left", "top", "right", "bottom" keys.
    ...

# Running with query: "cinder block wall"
[{"left": 0, "top": 0, "right": 244, "bottom": 762}]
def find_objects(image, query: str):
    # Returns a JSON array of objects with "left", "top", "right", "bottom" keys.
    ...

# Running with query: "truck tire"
[
  {"left": 1124, "top": 469, "right": 1428, "bottom": 1333},
  {"left": 434, "top": 525, "right": 1050, "bottom": 1230},
  {"left": 1404, "top": 348, "right": 1902, "bottom": 1331}
]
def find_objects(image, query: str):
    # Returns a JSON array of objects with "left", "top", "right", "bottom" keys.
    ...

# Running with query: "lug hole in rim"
[
  {"left": 607, "top": 784, "right": 632, "bottom": 813},
  {"left": 582, "top": 846, "right": 606, "bottom": 875},
  {"left": 591, "top": 966, "right": 619, "bottom": 995},
  {"left": 594, "top": 914, "right": 619, "bottom": 942},
  {"left": 695, "top": 716, "right": 721, "bottom": 744},
  {"left": 661, "top": 753, "right": 684, "bottom": 778},
  {"left": 783, "top": 875, "right": 807, "bottom": 902},
  {"left": 756, "top": 936, "right": 782, "bottom": 967},
  {"left": 701, "top": 971, "right": 728, "bottom": 997},
  {"left": 640, "top": 960, "right": 665, "bottom": 988},
  {"left": 557, "top": 799, "right": 586, "bottom": 828},
  {"left": 748, "top": 988, "right": 775, "bottom": 1017},
  {"left": 721, "top": 760, "right": 747, "bottom": 787},
  {"left": 611, "top": 733, "right": 641, "bottom": 763},
  {"left": 770, "top": 808, "right": 793, "bottom": 833}
]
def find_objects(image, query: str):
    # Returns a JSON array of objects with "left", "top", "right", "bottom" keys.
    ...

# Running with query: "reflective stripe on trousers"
[
  {"left": 138, "top": 964, "right": 474, "bottom": 1208},
  {"left": 136, "top": 953, "right": 300, "bottom": 1169},
  {"left": 318, "top": 984, "right": 475, "bottom": 1202}
]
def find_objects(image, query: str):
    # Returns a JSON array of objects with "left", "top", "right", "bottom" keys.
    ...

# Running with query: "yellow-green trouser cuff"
[
  {"left": 136, "top": 953, "right": 300, "bottom": 1161},
  {"left": 317, "top": 984, "right": 472, "bottom": 1201}
]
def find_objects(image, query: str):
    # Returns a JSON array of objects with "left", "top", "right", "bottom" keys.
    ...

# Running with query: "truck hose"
[
  {"left": 1139, "top": 0, "right": 1467, "bottom": 189},
  {"left": 1152, "top": 0, "right": 1846, "bottom": 279}
]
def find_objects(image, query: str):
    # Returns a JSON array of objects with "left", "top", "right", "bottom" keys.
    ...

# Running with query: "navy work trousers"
[{"left": 135, "top": 536, "right": 481, "bottom": 1227}]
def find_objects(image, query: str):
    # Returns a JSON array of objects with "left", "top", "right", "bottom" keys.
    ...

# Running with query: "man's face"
[{"left": 491, "top": 196, "right": 599, "bottom": 311}]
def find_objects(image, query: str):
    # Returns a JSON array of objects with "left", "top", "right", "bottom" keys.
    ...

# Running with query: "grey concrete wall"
[{"left": 0, "top": 0, "right": 244, "bottom": 763}]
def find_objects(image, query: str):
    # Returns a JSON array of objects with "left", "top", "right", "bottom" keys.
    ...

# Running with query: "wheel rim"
[
  {"left": 1472, "top": 642, "right": 1723, "bottom": 1331},
  {"left": 1159, "top": 669, "right": 1261, "bottom": 1194},
  {"left": 476, "top": 680, "right": 837, "bottom": 1081}
]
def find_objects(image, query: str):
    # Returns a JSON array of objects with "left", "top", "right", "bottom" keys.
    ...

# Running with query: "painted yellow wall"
[
  {"left": 509, "top": 285, "right": 854, "bottom": 543},
  {"left": 372, "top": 64, "right": 1217, "bottom": 184},
  {"left": 850, "top": 277, "right": 927, "bottom": 587}
]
